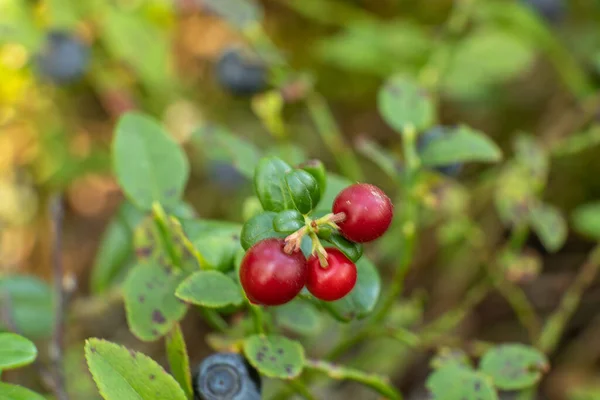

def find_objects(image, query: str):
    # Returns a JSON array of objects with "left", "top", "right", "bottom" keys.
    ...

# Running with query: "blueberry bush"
[{"left": 2, "top": 0, "right": 600, "bottom": 399}]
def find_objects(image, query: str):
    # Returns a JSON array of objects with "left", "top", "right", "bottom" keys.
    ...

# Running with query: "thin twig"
[{"left": 49, "top": 194, "right": 69, "bottom": 400}]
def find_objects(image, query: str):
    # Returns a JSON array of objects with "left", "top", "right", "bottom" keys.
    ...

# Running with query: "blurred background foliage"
[{"left": 2, "top": 0, "right": 600, "bottom": 398}]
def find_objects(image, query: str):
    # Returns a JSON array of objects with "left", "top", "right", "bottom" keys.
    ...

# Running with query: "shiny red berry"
[
  {"left": 239, "top": 238, "right": 307, "bottom": 306},
  {"left": 332, "top": 183, "right": 393, "bottom": 243},
  {"left": 306, "top": 248, "right": 357, "bottom": 301}
]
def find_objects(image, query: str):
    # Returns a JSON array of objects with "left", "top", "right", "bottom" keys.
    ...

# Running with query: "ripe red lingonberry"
[
  {"left": 307, "top": 248, "right": 357, "bottom": 301},
  {"left": 239, "top": 238, "right": 307, "bottom": 306},
  {"left": 332, "top": 183, "right": 393, "bottom": 243}
]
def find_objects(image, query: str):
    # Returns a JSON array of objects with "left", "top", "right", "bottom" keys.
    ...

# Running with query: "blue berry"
[
  {"left": 35, "top": 31, "right": 90, "bottom": 84},
  {"left": 215, "top": 48, "right": 267, "bottom": 96},
  {"left": 207, "top": 161, "right": 247, "bottom": 192},
  {"left": 522, "top": 0, "right": 565, "bottom": 23},
  {"left": 194, "top": 353, "right": 261, "bottom": 400},
  {"left": 417, "top": 127, "right": 463, "bottom": 177}
]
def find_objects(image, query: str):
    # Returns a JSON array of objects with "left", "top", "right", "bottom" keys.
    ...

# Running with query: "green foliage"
[
  {"left": 529, "top": 203, "right": 567, "bottom": 253},
  {"left": 273, "top": 299, "right": 323, "bottom": 336},
  {"left": 253, "top": 156, "right": 294, "bottom": 212},
  {"left": 175, "top": 271, "right": 244, "bottom": 308},
  {"left": 165, "top": 324, "right": 194, "bottom": 400},
  {"left": 273, "top": 209, "right": 305, "bottom": 234},
  {"left": 285, "top": 169, "right": 321, "bottom": 214},
  {"left": 240, "top": 211, "right": 285, "bottom": 250},
  {"left": 84, "top": 338, "right": 188, "bottom": 400},
  {"left": 378, "top": 75, "right": 435, "bottom": 133},
  {"left": 122, "top": 262, "right": 188, "bottom": 342},
  {"left": 319, "top": 233, "right": 363, "bottom": 262},
  {"left": 243, "top": 335, "right": 305, "bottom": 378},
  {"left": 419, "top": 125, "right": 503, "bottom": 166},
  {"left": 479, "top": 344, "right": 549, "bottom": 390},
  {"left": 113, "top": 112, "right": 189, "bottom": 210},
  {"left": 0, "top": 382, "right": 46, "bottom": 400},
  {"left": 0, "top": 333, "right": 37, "bottom": 370},
  {"left": 426, "top": 364, "right": 498, "bottom": 400},
  {"left": 320, "top": 257, "right": 381, "bottom": 321},
  {"left": 298, "top": 160, "right": 327, "bottom": 198},
  {"left": 572, "top": 202, "right": 600, "bottom": 240},
  {"left": 0, "top": 276, "right": 55, "bottom": 339}
]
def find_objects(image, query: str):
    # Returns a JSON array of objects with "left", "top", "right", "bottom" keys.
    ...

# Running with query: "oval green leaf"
[
  {"left": 243, "top": 335, "right": 305, "bottom": 379},
  {"left": 426, "top": 365, "right": 498, "bottom": 400},
  {"left": 321, "top": 234, "right": 363, "bottom": 263},
  {"left": 528, "top": 203, "right": 567, "bottom": 253},
  {"left": 420, "top": 125, "right": 502, "bottom": 166},
  {"left": 85, "top": 338, "right": 187, "bottom": 400},
  {"left": 113, "top": 112, "right": 189, "bottom": 210},
  {"left": 253, "top": 156, "right": 294, "bottom": 212},
  {"left": 320, "top": 256, "right": 381, "bottom": 322},
  {"left": 572, "top": 202, "right": 600, "bottom": 240},
  {"left": 0, "top": 276, "right": 55, "bottom": 339},
  {"left": 273, "top": 210, "right": 305, "bottom": 234},
  {"left": 0, "top": 333, "right": 37, "bottom": 370},
  {"left": 378, "top": 75, "right": 435, "bottom": 133},
  {"left": 240, "top": 212, "right": 286, "bottom": 251},
  {"left": 285, "top": 169, "right": 321, "bottom": 214},
  {"left": 479, "top": 343, "right": 549, "bottom": 390},
  {"left": 123, "top": 262, "right": 188, "bottom": 342},
  {"left": 0, "top": 382, "right": 46, "bottom": 400},
  {"left": 297, "top": 159, "right": 327, "bottom": 197},
  {"left": 274, "top": 299, "right": 323, "bottom": 336},
  {"left": 175, "top": 271, "right": 243, "bottom": 308}
]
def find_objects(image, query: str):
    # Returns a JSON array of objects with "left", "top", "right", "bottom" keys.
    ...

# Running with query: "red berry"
[
  {"left": 332, "top": 183, "right": 393, "bottom": 243},
  {"left": 239, "top": 238, "right": 307, "bottom": 306},
  {"left": 306, "top": 248, "right": 357, "bottom": 301}
]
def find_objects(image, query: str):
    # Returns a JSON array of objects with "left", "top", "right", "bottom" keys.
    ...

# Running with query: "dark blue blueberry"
[
  {"left": 215, "top": 48, "right": 267, "bottom": 96},
  {"left": 207, "top": 161, "right": 247, "bottom": 192},
  {"left": 194, "top": 353, "right": 261, "bottom": 400},
  {"left": 35, "top": 31, "right": 90, "bottom": 84},
  {"left": 417, "top": 126, "right": 463, "bottom": 177},
  {"left": 522, "top": 0, "right": 566, "bottom": 23}
]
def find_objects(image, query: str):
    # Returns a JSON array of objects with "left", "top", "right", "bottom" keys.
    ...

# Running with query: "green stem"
[
  {"left": 304, "top": 359, "right": 402, "bottom": 400},
  {"left": 538, "top": 245, "right": 600, "bottom": 353},
  {"left": 198, "top": 308, "right": 229, "bottom": 333},
  {"left": 250, "top": 304, "right": 266, "bottom": 335},
  {"left": 305, "top": 93, "right": 363, "bottom": 181},
  {"left": 151, "top": 202, "right": 183, "bottom": 268}
]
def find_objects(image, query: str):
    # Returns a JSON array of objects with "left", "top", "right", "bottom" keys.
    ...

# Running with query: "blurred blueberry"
[
  {"left": 215, "top": 48, "right": 267, "bottom": 96},
  {"left": 207, "top": 161, "right": 247, "bottom": 191},
  {"left": 417, "top": 126, "right": 463, "bottom": 177},
  {"left": 522, "top": 0, "right": 566, "bottom": 23},
  {"left": 35, "top": 31, "right": 90, "bottom": 84},
  {"left": 194, "top": 352, "right": 261, "bottom": 400}
]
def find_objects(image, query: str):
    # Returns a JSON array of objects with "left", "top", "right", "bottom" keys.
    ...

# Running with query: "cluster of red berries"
[{"left": 239, "top": 183, "right": 393, "bottom": 306}]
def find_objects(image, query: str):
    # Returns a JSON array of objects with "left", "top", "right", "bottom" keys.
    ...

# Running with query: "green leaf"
[
  {"left": 495, "top": 163, "right": 536, "bottom": 226},
  {"left": 297, "top": 160, "right": 327, "bottom": 198},
  {"left": 430, "top": 347, "right": 472, "bottom": 370},
  {"left": 0, "top": 383, "right": 46, "bottom": 400},
  {"left": 100, "top": 8, "right": 174, "bottom": 94},
  {"left": 85, "top": 338, "right": 188, "bottom": 400},
  {"left": 420, "top": 125, "right": 502, "bottom": 166},
  {"left": 442, "top": 29, "right": 534, "bottom": 100},
  {"left": 113, "top": 112, "right": 189, "bottom": 210},
  {"left": 90, "top": 202, "right": 144, "bottom": 294},
  {"left": 273, "top": 210, "right": 305, "bottom": 234},
  {"left": 426, "top": 365, "right": 497, "bottom": 400},
  {"left": 123, "top": 262, "right": 188, "bottom": 342},
  {"left": 319, "top": 233, "right": 363, "bottom": 263},
  {"left": 514, "top": 135, "right": 549, "bottom": 187},
  {"left": 0, "top": 276, "right": 55, "bottom": 339},
  {"left": 253, "top": 156, "right": 294, "bottom": 212},
  {"left": 192, "top": 124, "right": 261, "bottom": 179},
  {"left": 0, "top": 333, "right": 37, "bottom": 370},
  {"left": 188, "top": 221, "right": 243, "bottom": 272},
  {"left": 572, "top": 202, "right": 600, "bottom": 240},
  {"left": 240, "top": 212, "right": 285, "bottom": 251},
  {"left": 165, "top": 324, "right": 193, "bottom": 400},
  {"left": 274, "top": 299, "right": 322, "bottom": 336},
  {"left": 202, "top": 0, "right": 263, "bottom": 29},
  {"left": 175, "top": 271, "right": 243, "bottom": 308},
  {"left": 377, "top": 75, "right": 435, "bottom": 133},
  {"left": 529, "top": 203, "right": 567, "bottom": 253},
  {"left": 320, "top": 257, "right": 380, "bottom": 322},
  {"left": 243, "top": 335, "right": 305, "bottom": 379},
  {"left": 479, "top": 343, "right": 549, "bottom": 390},
  {"left": 285, "top": 170, "right": 321, "bottom": 214}
]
